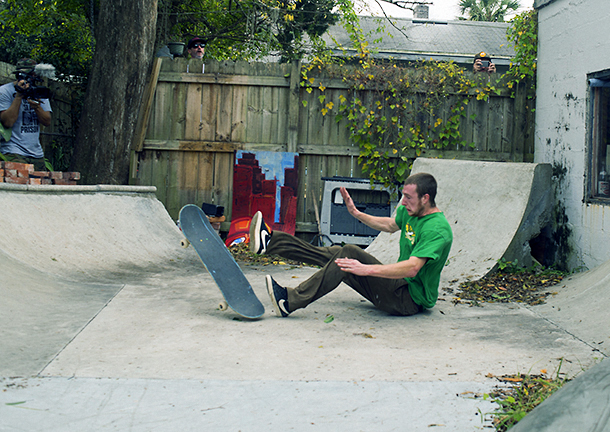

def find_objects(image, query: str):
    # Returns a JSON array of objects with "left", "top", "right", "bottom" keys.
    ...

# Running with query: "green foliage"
[
  {"left": 0, "top": 0, "right": 94, "bottom": 79},
  {"left": 484, "top": 362, "right": 570, "bottom": 431},
  {"left": 496, "top": 258, "right": 521, "bottom": 272},
  {"left": 0, "top": 0, "right": 351, "bottom": 76},
  {"left": 506, "top": 9, "right": 537, "bottom": 85},
  {"left": 504, "top": 9, "right": 537, "bottom": 111},
  {"left": 273, "top": 0, "right": 339, "bottom": 62},
  {"left": 303, "top": 56, "right": 504, "bottom": 193},
  {"left": 458, "top": 0, "right": 521, "bottom": 22},
  {"left": 158, "top": 0, "right": 344, "bottom": 62}
]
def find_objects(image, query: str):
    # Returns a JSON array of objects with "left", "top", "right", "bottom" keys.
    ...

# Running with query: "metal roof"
[{"left": 324, "top": 16, "right": 515, "bottom": 66}]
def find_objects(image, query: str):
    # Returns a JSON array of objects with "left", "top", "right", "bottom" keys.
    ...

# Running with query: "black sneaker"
[
  {"left": 266, "top": 275, "right": 290, "bottom": 317},
  {"left": 249, "top": 211, "right": 271, "bottom": 254}
]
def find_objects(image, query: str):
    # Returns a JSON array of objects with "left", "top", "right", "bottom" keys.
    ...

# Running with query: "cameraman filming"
[
  {"left": 0, "top": 58, "right": 52, "bottom": 171},
  {"left": 473, "top": 51, "right": 496, "bottom": 74}
]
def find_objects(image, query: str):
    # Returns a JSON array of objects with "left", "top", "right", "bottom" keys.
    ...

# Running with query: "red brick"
[
  {"left": 0, "top": 169, "right": 4, "bottom": 177},
  {"left": 50, "top": 171, "right": 63, "bottom": 179},
  {"left": 42, "top": 178, "right": 53, "bottom": 185},
  {"left": 30, "top": 171, "right": 51, "bottom": 178},
  {"left": 4, "top": 176, "right": 28, "bottom": 184},
  {"left": 28, "top": 178, "right": 42, "bottom": 185},
  {"left": 63, "top": 172, "right": 81, "bottom": 181},
  {"left": 2, "top": 161, "right": 34, "bottom": 172},
  {"left": 52, "top": 179, "right": 77, "bottom": 186},
  {"left": 5, "top": 168, "right": 32, "bottom": 178}
]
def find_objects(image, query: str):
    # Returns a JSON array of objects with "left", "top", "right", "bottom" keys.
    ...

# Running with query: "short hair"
[{"left": 405, "top": 172, "right": 437, "bottom": 206}]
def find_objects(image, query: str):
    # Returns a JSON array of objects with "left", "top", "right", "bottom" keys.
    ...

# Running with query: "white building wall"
[{"left": 535, "top": 0, "right": 610, "bottom": 270}]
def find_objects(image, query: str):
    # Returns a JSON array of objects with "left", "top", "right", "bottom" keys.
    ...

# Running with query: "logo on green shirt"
[{"left": 405, "top": 223, "right": 415, "bottom": 245}]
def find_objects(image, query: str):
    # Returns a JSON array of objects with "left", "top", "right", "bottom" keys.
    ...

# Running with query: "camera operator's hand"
[
  {"left": 27, "top": 98, "right": 42, "bottom": 109},
  {"left": 473, "top": 59, "right": 496, "bottom": 74},
  {"left": 14, "top": 79, "right": 29, "bottom": 95}
]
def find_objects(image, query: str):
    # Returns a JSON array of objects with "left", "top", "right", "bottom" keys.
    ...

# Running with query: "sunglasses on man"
[{"left": 192, "top": 43, "right": 205, "bottom": 49}]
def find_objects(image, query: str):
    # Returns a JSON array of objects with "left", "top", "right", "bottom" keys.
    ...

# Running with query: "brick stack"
[{"left": 0, "top": 161, "right": 80, "bottom": 185}]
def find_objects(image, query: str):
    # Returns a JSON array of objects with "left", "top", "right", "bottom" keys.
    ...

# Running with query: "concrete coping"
[{"left": 0, "top": 184, "right": 157, "bottom": 194}]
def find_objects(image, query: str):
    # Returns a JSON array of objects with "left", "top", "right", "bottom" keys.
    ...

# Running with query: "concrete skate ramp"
[
  {"left": 510, "top": 259, "right": 610, "bottom": 431},
  {"left": 531, "top": 257, "right": 610, "bottom": 357},
  {"left": 0, "top": 184, "right": 191, "bottom": 282},
  {"left": 366, "top": 158, "right": 553, "bottom": 283},
  {"left": 0, "top": 184, "right": 199, "bottom": 376}
]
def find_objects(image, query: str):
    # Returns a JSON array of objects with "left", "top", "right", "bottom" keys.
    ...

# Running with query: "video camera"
[{"left": 14, "top": 64, "right": 55, "bottom": 100}]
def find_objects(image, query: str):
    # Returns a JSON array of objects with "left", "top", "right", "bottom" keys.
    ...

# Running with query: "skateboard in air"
[{"left": 179, "top": 204, "right": 265, "bottom": 319}]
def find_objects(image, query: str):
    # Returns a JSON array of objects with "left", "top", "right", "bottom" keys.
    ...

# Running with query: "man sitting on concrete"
[{"left": 249, "top": 172, "right": 453, "bottom": 317}]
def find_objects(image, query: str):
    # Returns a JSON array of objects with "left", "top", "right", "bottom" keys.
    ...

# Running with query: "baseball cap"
[
  {"left": 14, "top": 58, "right": 37, "bottom": 75},
  {"left": 474, "top": 51, "right": 491, "bottom": 63},
  {"left": 187, "top": 37, "right": 205, "bottom": 49}
]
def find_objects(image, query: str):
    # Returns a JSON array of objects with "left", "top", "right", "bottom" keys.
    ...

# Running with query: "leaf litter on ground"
[
  {"left": 229, "top": 242, "right": 318, "bottom": 268},
  {"left": 445, "top": 266, "right": 566, "bottom": 307}
]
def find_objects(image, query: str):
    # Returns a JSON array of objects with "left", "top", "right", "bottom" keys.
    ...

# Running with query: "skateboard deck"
[{"left": 179, "top": 204, "right": 265, "bottom": 319}]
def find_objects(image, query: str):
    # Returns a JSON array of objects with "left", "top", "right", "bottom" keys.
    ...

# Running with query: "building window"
[{"left": 588, "top": 72, "right": 610, "bottom": 201}]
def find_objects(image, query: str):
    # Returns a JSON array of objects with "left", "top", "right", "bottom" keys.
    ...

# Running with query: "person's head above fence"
[
  {"left": 187, "top": 37, "right": 205, "bottom": 59},
  {"left": 473, "top": 51, "right": 496, "bottom": 74}
]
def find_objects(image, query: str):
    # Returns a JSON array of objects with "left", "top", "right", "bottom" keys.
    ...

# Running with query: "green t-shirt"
[{"left": 395, "top": 205, "right": 453, "bottom": 309}]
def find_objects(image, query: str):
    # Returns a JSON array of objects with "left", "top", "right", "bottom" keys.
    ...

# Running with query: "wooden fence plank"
[
  {"left": 185, "top": 83, "right": 203, "bottom": 140},
  {"left": 195, "top": 151, "right": 214, "bottom": 206},
  {"left": 171, "top": 82, "right": 188, "bottom": 140},
  {"left": 231, "top": 84, "right": 248, "bottom": 142},
  {"left": 216, "top": 83, "right": 233, "bottom": 142},
  {"left": 202, "top": 84, "right": 218, "bottom": 141},
  {"left": 487, "top": 97, "right": 505, "bottom": 154},
  {"left": 213, "top": 152, "right": 234, "bottom": 218}
]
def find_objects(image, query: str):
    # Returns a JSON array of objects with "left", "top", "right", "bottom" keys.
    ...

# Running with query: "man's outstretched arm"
[
  {"left": 339, "top": 187, "right": 399, "bottom": 233},
  {"left": 335, "top": 256, "right": 428, "bottom": 279}
]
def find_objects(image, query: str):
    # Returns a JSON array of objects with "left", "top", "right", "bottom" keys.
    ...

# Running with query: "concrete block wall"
[{"left": 0, "top": 161, "right": 80, "bottom": 185}]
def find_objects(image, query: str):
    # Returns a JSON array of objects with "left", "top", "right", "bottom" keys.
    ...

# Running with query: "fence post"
[
  {"left": 511, "top": 81, "right": 527, "bottom": 162},
  {"left": 287, "top": 59, "right": 301, "bottom": 153},
  {"left": 133, "top": 57, "right": 162, "bottom": 152}
]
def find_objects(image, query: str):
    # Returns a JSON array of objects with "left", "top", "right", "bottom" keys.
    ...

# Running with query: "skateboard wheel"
[
  {"left": 181, "top": 238, "right": 190, "bottom": 248},
  {"left": 218, "top": 301, "right": 228, "bottom": 311}
]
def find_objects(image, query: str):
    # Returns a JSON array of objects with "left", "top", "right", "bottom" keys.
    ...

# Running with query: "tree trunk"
[{"left": 71, "top": 0, "right": 158, "bottom": 184}]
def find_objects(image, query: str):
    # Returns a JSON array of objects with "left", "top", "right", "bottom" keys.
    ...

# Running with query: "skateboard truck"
[{"left": 202, "top": 202, "right": 225, "bottom": 234}]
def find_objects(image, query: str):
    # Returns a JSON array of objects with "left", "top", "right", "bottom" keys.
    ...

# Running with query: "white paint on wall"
[{"left": 535, "top": 0, "right": 610, "bottom": 269}]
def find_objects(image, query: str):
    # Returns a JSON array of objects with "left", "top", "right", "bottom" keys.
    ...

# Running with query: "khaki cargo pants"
[{"left": 266, "top": 231, "right": 423, "bottom": 316}]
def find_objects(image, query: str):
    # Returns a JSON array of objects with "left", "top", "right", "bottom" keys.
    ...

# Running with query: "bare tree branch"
[{"left": 373, "top": 0, "right": 410, "bottom": 40}]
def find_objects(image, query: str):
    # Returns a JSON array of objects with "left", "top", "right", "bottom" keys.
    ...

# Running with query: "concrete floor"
[{"left": 0, "top": 176, "right": 608, "bottom": 431}]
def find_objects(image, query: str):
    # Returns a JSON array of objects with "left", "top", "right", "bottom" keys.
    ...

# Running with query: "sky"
[{"left": 359, "top": 0, "right": 535, "bottom": 21}]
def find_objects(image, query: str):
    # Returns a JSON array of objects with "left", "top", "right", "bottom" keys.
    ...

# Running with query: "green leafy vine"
[{"left": 299, "top": 9, "right": 537, "bottom": 191}]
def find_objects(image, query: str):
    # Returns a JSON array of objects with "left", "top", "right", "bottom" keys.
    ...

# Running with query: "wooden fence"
[{"left": 130, "top": 57, "right": 534, "bottom": 235}]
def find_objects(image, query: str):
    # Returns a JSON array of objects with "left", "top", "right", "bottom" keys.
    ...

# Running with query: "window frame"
[{"left": 586, "top": 69, "right": 610, "bottom": 204}]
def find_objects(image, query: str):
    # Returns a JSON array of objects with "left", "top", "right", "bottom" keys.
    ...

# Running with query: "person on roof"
[{"left": 473, "top": 51, "right": 496, "bottom": 73}]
